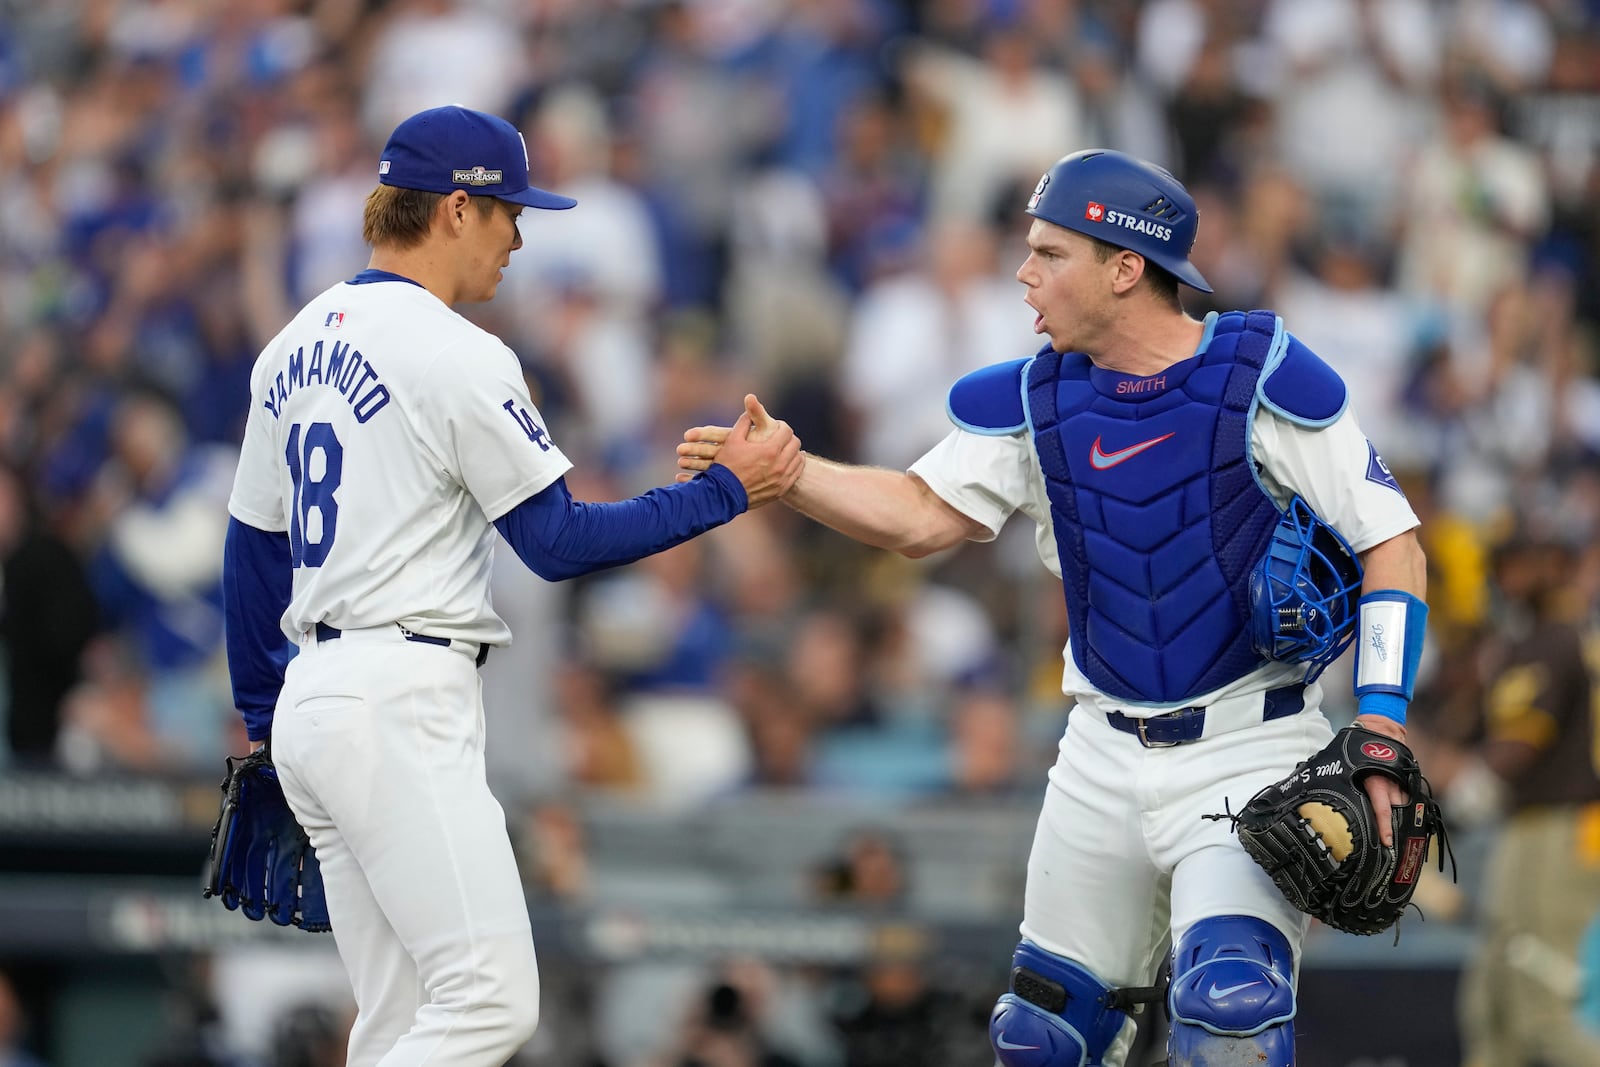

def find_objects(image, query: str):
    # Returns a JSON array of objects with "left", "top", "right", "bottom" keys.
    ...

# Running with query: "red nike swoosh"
[{"left": 1089, "top": 432, "right": 1175, "bottom": 470}]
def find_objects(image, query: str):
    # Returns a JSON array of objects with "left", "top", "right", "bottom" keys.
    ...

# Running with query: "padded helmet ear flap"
[{"left": 1249, "top": 495, "right": 1363, "bottom": 681}]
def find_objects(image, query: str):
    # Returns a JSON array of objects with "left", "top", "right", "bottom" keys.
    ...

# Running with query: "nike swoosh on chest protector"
[
  {"left": 993, "top": 1034, "right": 1042, "bottom": 1051},
  {"left": 1088, "top": 432, "right": 1175, "bottom": 470}
]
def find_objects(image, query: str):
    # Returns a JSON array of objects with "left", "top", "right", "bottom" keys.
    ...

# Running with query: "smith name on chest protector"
[{"left": 949, "top": 309, "right": 1349, "bottom": 704}]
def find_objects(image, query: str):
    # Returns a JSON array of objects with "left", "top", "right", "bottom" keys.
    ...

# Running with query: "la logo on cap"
[{"left": 1085, "top": 202, "right": 1105, "bottom": 222}]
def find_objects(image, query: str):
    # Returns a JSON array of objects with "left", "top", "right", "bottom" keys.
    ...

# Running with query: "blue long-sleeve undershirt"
[
  {"left": 221, "top": 465, "right": 748, "bottom": 739},
  {"left": 493, "top": 463, "right": 747, "bottom": 581},
  {"left": 223, "top": 518, "right": 293, "bottom": 742}
]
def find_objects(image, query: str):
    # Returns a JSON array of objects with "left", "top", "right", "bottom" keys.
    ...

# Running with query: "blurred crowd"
[{"left": 2, "top": 0, "right": 1600, "bottom": 1064}]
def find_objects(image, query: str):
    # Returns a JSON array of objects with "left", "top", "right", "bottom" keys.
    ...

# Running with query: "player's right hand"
[{"left": 682, "top": 394, "right": 803, "bottom": 506}]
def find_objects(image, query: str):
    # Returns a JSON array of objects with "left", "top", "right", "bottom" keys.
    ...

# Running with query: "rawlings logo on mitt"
[{"left": 1222, "top": 726, "right": 1453, "bottom": 936}]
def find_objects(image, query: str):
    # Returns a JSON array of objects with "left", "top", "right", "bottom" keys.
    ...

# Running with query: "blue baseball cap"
[{"left": 378, "top": 105, "right": 577, "bottom": 211}]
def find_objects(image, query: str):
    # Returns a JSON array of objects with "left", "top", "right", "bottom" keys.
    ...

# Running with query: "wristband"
[
  {"left": 1353, "top": 590, "right": 1428, "bottom": 723},
  {"left": 1357, "top": 691, "right": 1409, "bottom": 724}
]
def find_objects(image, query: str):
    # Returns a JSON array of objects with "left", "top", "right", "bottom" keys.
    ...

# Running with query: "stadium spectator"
[
  {"left": 1458, "top": 528, "right": 1600, "bottom": 1067},
  {"left": 0, "top": 462, "right": 99, "bottom": 765}
]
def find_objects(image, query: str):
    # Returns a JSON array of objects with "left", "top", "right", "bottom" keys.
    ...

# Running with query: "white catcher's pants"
[
  {"left": 273, "top": 626, "right": 538, "bottom": 1066},
  {"left": 1020, "top": 703, "right": 1333, "bottom": 1067}
]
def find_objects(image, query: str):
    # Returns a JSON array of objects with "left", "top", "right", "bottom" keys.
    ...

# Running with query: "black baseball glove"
[
  {"left": 1225, "top": 726, "right": 1451, "bottom": 936},
  {"left": 202, "top": 744, "right": 330, "bottom": 932}
]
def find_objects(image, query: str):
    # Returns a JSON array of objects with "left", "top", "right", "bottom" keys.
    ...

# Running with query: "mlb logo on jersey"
[
  {"left": 324, "top": 312, "right": 346, "bottom": 329},
  {"left": 1085, "top": 202, "right": 1106, "bottom": 222}
]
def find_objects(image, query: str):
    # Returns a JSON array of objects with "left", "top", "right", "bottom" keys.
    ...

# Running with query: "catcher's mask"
[
  {"left": 1249, "top": 495, "right": 1363, "bottom": 681},
  {"left": 1024, "top": 149, "right": 1212, "bottom": 292}
]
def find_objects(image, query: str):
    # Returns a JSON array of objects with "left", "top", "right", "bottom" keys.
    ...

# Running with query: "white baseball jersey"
[
  {"left": 909, "top": 397, "right": 1420, "bottom": 717},
  {"left": 228, "top": 275, "right": 572, "bottom": 647}
]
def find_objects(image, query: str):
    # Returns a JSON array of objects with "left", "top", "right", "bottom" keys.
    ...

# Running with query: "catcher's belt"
[{"left": 1103, "top": 683, "right": 1306, "bottom": 747}]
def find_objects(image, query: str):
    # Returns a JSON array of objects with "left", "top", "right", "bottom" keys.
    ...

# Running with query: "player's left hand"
[
  {"left": 1230, "top": 722, "right": 1450, "bottom": 936},
  {"left": 1353, "top": 713, "right": 1408, "bottom": 847}
]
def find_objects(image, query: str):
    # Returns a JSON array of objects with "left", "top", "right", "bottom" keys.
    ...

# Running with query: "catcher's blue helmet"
[
  {"left": 1249, "top": 495, "right": 1364, "bottom": 681},
  {"left": 1025, "top": 150, "right": 1213, "bottom": 292}
]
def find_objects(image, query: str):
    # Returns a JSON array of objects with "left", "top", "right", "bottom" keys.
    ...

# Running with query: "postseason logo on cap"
[{"left": 453, "top": 165, "right": 503, "bottom": 186}]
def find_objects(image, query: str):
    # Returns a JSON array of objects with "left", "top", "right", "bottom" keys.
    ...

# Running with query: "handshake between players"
[{"left": 702, "top": 393, "right": 805, "bottom": 508}]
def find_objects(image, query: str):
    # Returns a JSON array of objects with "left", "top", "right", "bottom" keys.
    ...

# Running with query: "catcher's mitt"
[
  {"left": 1225, "top": 726, "right": 1452, "bottom": 936},
  {"left": 202, "top": 744, "right": 330, "bottom": 932}
]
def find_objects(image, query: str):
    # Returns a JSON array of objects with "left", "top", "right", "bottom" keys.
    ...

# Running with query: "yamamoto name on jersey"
[{"left": 261, "top": 339, "right": 392, "bottom": 424}]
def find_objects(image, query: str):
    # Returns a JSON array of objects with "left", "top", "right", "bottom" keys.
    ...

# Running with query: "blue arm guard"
[
  {"left": 223, "top": 519, "right": 294, "bottom": 742},
  {"left": 1353, "top": 590, "right": 1428, "bottom": 724},
  {"left": 494, "top": 463, "right": 747, "bottom": 582}
]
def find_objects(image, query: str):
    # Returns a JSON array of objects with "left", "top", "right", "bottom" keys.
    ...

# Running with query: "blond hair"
[{"left": 362, "top": 186, "right": 498, "bottom": 248}]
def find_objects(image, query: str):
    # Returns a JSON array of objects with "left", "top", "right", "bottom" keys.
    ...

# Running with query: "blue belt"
[
  {"left": 1105, "top": 684, "right": 1305, "bottom": 748},
  {"left": 314, "top": 621, "right": 489, "bottom": 668}
]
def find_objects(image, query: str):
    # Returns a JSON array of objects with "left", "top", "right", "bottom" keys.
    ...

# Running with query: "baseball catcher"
[
  {"left": 1223, "top": 724, "right": 1452, "bottom": 936},
  {"left": 203, "top": 744, "right": 330, "bottom": 932}
]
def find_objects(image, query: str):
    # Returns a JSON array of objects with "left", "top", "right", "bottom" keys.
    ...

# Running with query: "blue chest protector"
[{"left": 949, "top": 310, "right": 1348, "bottom": 705}]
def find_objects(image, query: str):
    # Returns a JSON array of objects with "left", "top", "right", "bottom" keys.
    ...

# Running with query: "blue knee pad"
[
  {"left": 1168, "top": 916, "right": 1296, "bottom": 1067},
  {"left": 989, "top": 940, "right": 1127, "bottom": 1067}
]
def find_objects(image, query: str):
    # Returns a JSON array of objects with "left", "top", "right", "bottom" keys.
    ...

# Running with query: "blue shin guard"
[
  {"left": 1168, "top": 916, "right": 1296, "bottom": 1066},
  {"left": 989, "top": 940, "right": 1128, "bottom": 1066}
]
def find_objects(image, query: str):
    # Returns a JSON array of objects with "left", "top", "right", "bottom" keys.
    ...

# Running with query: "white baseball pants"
[
  {"left": 272, "top": 626, "right": 538, "bottom": 1066},
  {"left": 1020, "top": 704, "right": 1333, "bottom": 1067}
]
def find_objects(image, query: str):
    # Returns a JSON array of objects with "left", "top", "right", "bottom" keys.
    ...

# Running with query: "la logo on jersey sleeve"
[
  {"left": 503, "top": 399, "right": 552, "bottom": 451},
  {"left": 1365, "top": 441, "right": 1402, "bottom": 494}
]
